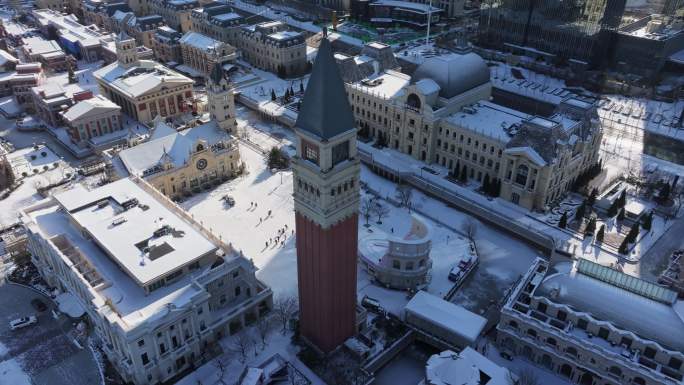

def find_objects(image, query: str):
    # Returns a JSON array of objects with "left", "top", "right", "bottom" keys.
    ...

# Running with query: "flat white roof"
[
  {"left": 93, "top": 59, "right": 193, "bottom": 98},
  {"left": 446, "top": 101, "right": 529, "bottom": 143},
  {"left": 52, "top": 178, "right": 217, "bottom": 286},
  {"left": 405, "top": 291, "right": 486, "bottom": 343},
  {"left": 350, "top": 70, "right": 411, "bottom": 99},
  {"left": 179, "top": 31, "right": 223, "bottom": 52}
]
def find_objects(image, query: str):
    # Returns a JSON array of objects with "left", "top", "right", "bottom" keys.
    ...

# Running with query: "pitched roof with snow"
[
  {"left": 179, "top": 31, "right": 223, "bottom": 52},
  {"left": 93, "top": 59, "right": 193, "bottom": 98},
  {"left": 295, "top": 38, "right": 355, "bottom": 141},
  {"left": 62, "top": 95, "right": 121, "bottom": 122},
  {"left": 405, "top": 291, "right": 487, "bottom": 344},
  {"left": 118, "top": 120, "right": 231, "bottom": 176},
  {"left": 426, "top": 348, "right": 513, "bottom": 385}
]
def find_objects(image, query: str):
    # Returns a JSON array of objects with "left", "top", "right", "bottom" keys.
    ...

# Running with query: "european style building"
[
  {"left": 22, "top": 177, "right": 272, "bottom": 385},
  {"left": 118, "top": 63, "right": 239, "bottom": 199},
  {"left": 498, "top": 257, "right": 684, "bottom": 385},
  {"left": 238, "top": 21, "right": 308, "bottom": 78},
  {"left": 93, "top": 32, "right": 195, "bottom": 123},
  {"left": 343, "top": 45, "right": 602, "bottom": 211}
]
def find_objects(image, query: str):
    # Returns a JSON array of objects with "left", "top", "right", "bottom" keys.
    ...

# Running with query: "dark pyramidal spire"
[
  {"left": 295, "top": 37, "right": 355, "bottom": 140},
  {"left": 209, "top": 62, "right": 225, "bottom": 85}
]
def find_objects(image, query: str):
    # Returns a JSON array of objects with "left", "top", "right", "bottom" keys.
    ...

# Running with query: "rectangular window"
[{"left": 141, "top": 353, "right": 149, "bottom": 365}]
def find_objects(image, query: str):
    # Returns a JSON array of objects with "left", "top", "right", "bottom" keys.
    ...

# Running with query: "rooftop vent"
[
  {"left": 97, "top": 200, "right": 109, "bottom": 209},
  {"left": 112, "top": 217, "right": 127, "bottom": 226},
  {"left": 138, "top": 203, "right": 150, "bottom": 211},
  {"left": 121, "top": 198, "right": 139, "bottom": 211},
  {"left": 153, "top": 224, "right": 171, "bottom": 238}
]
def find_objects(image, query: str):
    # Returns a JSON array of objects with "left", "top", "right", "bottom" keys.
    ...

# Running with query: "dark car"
[{"left": 31, "top": 299, "right": 47, "bottom": 312}]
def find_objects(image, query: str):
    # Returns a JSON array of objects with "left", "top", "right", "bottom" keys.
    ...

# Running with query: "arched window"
[
  {"left": 565, "top": 347, "right": 578, "bottom": 357},
  {"left": 608, "top": 366, "right": 622, "bottom": 377},
  {"left": 546, "top": 337, "right": 557, "bottom": 346},
  {"left": 515, "top": 164, "right": 529, "bottom": 186},
  {"left": 632, "top": 377, "right": 646, "bottom": 385},
  {"left": 526, "top": 329, "right": 537, "bottom": 338},
  {"left": 508, "top": 320, "right": 518, "bottom": 329},
  {"left": 406, "top": 93, "right": 421, "bottom": 109},
  {"left": 196, "top": 144, "right": 204, "bottom": 151}
]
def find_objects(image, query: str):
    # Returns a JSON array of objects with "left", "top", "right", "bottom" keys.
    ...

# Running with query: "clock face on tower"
[{"left": 196, "top": 158, "right": 208, "bottom": 170}]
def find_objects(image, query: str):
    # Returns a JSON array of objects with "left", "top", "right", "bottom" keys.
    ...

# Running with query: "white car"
[{"left": 9, "top": 315, "right": 37, "bottom": 330}]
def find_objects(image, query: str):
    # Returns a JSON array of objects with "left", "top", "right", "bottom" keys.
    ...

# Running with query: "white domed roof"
[{"left": 413, "top": 52, "right": 490, "bottom": 99}]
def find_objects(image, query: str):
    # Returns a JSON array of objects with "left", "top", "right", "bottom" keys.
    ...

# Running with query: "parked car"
[
  {"left": 361, "top": 295, "right": 383, "bottom": 314},
  {"left": 448, "top": 256, "right": 477, "bottom": 282},
  {"left": 9, "top": 315, "right": 37, "bottom": 330},
  {"left": 31, "top": 299, "right": 47, "bottom": 312}
]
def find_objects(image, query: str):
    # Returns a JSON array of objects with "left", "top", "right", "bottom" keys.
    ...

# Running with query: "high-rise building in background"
[
  {"left": 478, "top": 0, "right": 627, "bottom": 65},
  {"left": 292, "top": 37, "right": 361, "bottom": 353}
]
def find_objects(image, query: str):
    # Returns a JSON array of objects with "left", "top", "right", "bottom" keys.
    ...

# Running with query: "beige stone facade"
[
  {"left": 118, "top": 62, "right": 239, "bottom": 200},
  {"left": 152, "top": 26, "right": 182, "bottom": 64},
  {"left": 148, "top": 0, "right": 198, "bottom": 33},
  {"left": 344, "top": 49, "right": 601, "bottom": 211},
  {"left": 93, "top": 34, "right": 195, "bottom": 123},
  {"left": 179, "top": 32, "right": 236, "bottom": 76},
  {"left": 190, "top": 3, "right": 242, "bottom": 46},
  {"left": 238, "top": 21, "right": 307, "bottom": 77}
]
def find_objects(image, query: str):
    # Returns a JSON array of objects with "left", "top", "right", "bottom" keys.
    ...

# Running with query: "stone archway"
[
  {"left": 580, "top": 372, "right": 594, "bottom": 385},
  {"left": 560, "top": 364, "right": 573, "bottom": 378}
]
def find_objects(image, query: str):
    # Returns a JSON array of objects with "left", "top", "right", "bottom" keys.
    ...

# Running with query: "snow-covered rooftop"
[
  {"left": 405, "top": 290, "right": 487, "bottom": 344},
  {"left": 93, "top": 59, "right": 193, "bottom": 98},
  {"left": 426, "top": 348, "right": 513, "bottom": 385},
  {"left": 349, "top": 70, "right": 411, "bottom": 100},
  {"left": 179, "top": 31, "right": 223, "bottom": 52},
  {"left": 445, "top": 101, "right": 529, "bottom": 143},
  {"left": 537, "top": 261, "right": 684, "bottom": 352},
  {"left": 62, "top": 95, "right": 120, "bottom": 122},
  {"left": 51, "top": 178, "right": 218, "bottom": 286},
  {"left": 119, "top": 120, "right": 232, "bottom": 176}
]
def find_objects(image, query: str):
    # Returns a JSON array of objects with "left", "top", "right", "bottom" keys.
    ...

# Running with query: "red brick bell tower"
[{"left": 292, "top": 37, "right": 360, "bottom": 353}]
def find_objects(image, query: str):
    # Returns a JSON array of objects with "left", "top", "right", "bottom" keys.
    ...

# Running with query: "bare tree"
[
  {"left": 360, "top": 197, "right": 374, "bottom": 227},
  {"left": 395, "top": 184, "right": 413, "bottom": 212},
  {"left": 228, "top": 331, "right": 254, "bottom": 363},
  {"left": 273, "top": 296, "right": 297, "bottom": 334},
  {"left": 256, "top": 316, "right": 271, "bottom": 349},
  {"left": 373, "top": 202, "right": 390, "bottom": 225},
  {"left": 461, "top": 217, "right": 478, "bottom": 241},
  {"left": 212, "top": 357, "right": 228, "bottom": 385},
  {"left": 515, "top": 367, "right": 540, "bottom": 385}
]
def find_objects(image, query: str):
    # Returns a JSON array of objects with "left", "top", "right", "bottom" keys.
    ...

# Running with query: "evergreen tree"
[
  {"left": 642, "top": 211, "right": 653, "bottom": 231},
  {"left": 607, "top": 198, "right": 619, "bottom": 217},
  {"left": 626, "top": 222, "right": 640, "bottom": 243},
  {"left": 558, "top": 212, "right": 567, "bottom": 229},
  {"left": 618, "top": 238, "right": 629, "bottom": 254},
  {"left": 617, "top": 190, "right": 626, "bottom": 208},
  {"left": 596, "top": 225, "right": 605, "bottom": 243},
  {"left": 453, "top": 160, "right": 460, "bottom": 179},
  {"left": 289, "top": 86, "right": 294, "bottom": 96},
  {"left": 584, "top": 216, "right": 596, "bottom": 238},
  {"left": 459, "top": 165, "right": 468, "bottom": 183},
  {"left": 482, "top": 174, "right": 491, "bottom": 195},
  {"left": 277, "top": 65, "right": 286, "bottom": 78},
  {"left": 299, "top": 81, "right": 304, "bottom": 93},
  {"left": 271, "top": 89, "right": 276, "bottom": 101},
  {"left": 617, "top": 208, "right": 625, "bottom": 221},
  {"left": 587, "top": 188, "right": 598, "bottom": 207},
  {"left": 494, "top": 179, "right": 501, "bottom": 197},
  {"left": 659, "top": 182, "right": 671, "bottom": 202},
  {"left": 575, "top": 201, "right": 586, "bottom": 222}
]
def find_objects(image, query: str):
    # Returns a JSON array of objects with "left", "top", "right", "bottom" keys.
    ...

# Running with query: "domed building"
[
  {"left": 343, "top": 41, "right": 602, "bottom": 212},
  {"left": 413, "top": 52, "right": 490, "bottom": 99}
]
